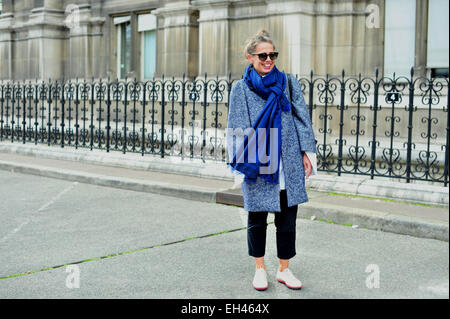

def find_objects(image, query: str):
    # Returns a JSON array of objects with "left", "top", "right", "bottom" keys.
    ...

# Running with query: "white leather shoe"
[
  {"left": 252, "top": 268, "right": 268, "bottom": 291},
  {"left": 276, "top": 268, "right": 303, "bottom": 290}
]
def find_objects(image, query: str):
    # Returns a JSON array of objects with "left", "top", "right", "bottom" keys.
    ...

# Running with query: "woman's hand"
[{"left": 303, "top": 152, "right": 312, "bottom": 179}]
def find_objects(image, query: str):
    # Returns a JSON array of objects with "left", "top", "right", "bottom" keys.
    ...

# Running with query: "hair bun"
[
  {"left": 243, "top": 29, "right": 275, "bottom": 57},
  {"left": 256, "top": 29, "right": 270, "bottom": 38}
]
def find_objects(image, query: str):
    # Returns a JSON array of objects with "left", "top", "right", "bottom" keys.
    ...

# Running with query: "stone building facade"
[{"left": 0, "top": 0, "right": 448, "bottom": 81}]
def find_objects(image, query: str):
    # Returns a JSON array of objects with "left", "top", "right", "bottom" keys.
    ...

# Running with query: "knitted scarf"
[{"left": 229, "top": 64, "right": 291, "bottom": 184}]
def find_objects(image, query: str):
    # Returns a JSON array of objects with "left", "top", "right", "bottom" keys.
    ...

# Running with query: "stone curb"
[
  {"left": 299, "top": 201, "right": 449, "bottom": 242},
  {"left": 0, "top": 160, "right": 218, "bottom": 203},
  {"left": 0, "top": 142, "right": 233, "bottom": 181},
  {"left": 306, "top": 174, "right": 449, "bottom": 207}
]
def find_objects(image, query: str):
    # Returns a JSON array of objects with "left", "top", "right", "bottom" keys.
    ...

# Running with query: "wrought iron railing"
[{"left": 0, "top": 69, "right": 448, "bottom": 186}]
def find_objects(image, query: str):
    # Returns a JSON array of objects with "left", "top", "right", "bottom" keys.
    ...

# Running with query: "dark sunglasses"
[{"left": 251, "top": 51, "right": 279, "bottom": 62}]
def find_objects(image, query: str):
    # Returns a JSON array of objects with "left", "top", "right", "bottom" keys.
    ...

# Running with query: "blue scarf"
[{"left": 229, "top": 64, "right": 291, "bottom": 184}]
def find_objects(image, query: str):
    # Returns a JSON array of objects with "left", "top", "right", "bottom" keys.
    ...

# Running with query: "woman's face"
[{"left": 247, "top": 42, "right": 276, "bottom": 77}]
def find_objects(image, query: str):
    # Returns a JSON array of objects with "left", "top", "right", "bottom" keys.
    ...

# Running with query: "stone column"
[
  {"left": 152, "top": 2, "right": 199, "bottom": 78},
  {"left": 1, "top": 0, "right": 67, "bottom": 81},
  {"left": 65, "top": 3, "right": 105, "bottom": 79},
  {"left": 414, "top": 0, "right": 429, "bottom": 77},
  {"left": 266, "top": 0, "right": 315, "bottom": 76},
  {"left": 192, "top": 0, "right": 231, "bottom": 77},
  {"left": 0, "top": 12, "right": 14, "bottom": 80},
  {"left": 363, "top": 0, "right": 384, "bottom": 76},
  {"left": 327, "top": 1, "right": 366, "bottom": 76},
  {"left": 311, "top": 0, "right": 384, "bottom": 76},
  {"left": 23, "top": 6, "right": 66, "bottom": 80},
  {"left": 226, "top": 0, "right": 268, "bottom": 78}
]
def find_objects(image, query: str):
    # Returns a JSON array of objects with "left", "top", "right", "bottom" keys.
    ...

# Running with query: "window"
[
  {"left": 427, "top": 0, "right": 449, "bottom": 77},
  {"left": 142, "top": 31, "right": 156, "bottom": 79},
  {"left": 138, "top": 13, "right": 157, "bottom": 80},
  {"left": 384, "top": 0, "right": 416, "bottom": 77},
  {"left": 431, "top": 68, "right": 449, "bottom": 78},
  {"left": 0, "top": 0, "right": 3, "bottom": 14},
  {"left": 114, "top": 16, "right": 132, "bottom": 79}
]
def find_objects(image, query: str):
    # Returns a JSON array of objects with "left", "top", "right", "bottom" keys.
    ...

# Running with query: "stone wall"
[
  {"left": 0, "top": 0, "right": 395, "bottom": 81},
  {"left": 0, "top": 0, "right": 442, "bottom": 81}
]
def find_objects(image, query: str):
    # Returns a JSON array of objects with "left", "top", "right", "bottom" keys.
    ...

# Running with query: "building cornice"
[{"left": 196, "top": 7, "right": 368, "bottom": 23}]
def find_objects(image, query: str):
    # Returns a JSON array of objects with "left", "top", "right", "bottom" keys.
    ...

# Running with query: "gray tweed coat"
[{"left": 227, "top": 73, "right": 317, "bottom": 212}]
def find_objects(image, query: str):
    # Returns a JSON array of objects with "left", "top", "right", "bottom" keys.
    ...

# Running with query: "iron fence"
[{"left": 0, "top": 69, "right": 448, "bottom": 186}]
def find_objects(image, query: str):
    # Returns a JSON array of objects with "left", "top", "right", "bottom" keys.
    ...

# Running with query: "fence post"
[
  {"left": 180, "top": 73, "right": 186, "bottom": 159},
  {"left": 52, "top": 79, "right": 59, "bottom": 146},
  {"left": 74, "top": 78, "right": 80, "bottom": 149},
  {"left": 112, "top": 78, "right": 119, "bottom": 150},
  {"left": 22, "top": 80, "right": 26, "bottom": 144},
  {"left": 160, "top": 74, "right": 165, "bottom": 158},
  {"left": 97, "top": 79, "right": 103, "bottom": 150},
  {"left": 123, "top": 77, "right": 128, "bottom": 154},
  {"left": 443, "top": 79, "right": 449, "bottom": 187},
  {"left": 10, "top": 82, "right": 15, "bottom": 143},
  {"left": 405, "top": 67, "right": 415, "bottom": 183},
  {"left": 141, "top": 78, "right": 146, "bottom": 156},
  {"left": 0, "top": 81, "right": 3, "bottom": 141},
  {"left": 308, "top": 70, "right": 314, "bottom": 121},
  {"left": 321, "top": 74, "right": 330, "bottom": 170},
  {"left": 202, "top": 73, "right": 208, "bottom": 163},
  {"left": 47, "top": 79, "right": 52, "bottom": 146},
  {"left": 337, "top": 70, "right": 345, "bottom": 176},
  {"left": 89, "top": 77, "right": 95, "bottom": 151},
  {"left": 106, "top": 77, "right": 111, "bottom": 153},
  {"left": 61, "top": 78, "right": 66, "bottom": 148},
  {"left": 370, "top": 69, "right": 380, "bottom": 179},
  {"left": 6, "top": 83, "right": 11, "bottom": 142},
  {"left": 33, "top": 79, "right": 38, "bottom": 144}
]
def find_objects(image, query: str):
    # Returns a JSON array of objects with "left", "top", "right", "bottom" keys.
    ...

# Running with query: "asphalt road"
[{"left": 0, "top": 169, "right": 448, "bottom": 299}]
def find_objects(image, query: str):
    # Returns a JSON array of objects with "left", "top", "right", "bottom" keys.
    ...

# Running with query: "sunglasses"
[{"left": 250, "top": 51, "right": 279, "bottom": 62}]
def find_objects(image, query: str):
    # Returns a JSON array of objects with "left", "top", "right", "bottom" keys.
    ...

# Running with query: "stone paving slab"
[
  {"left": 0, "top": 170, "right": 243, "bottom": 278},
  {"left": 0, "top": 206, "right": 448, "bottom": 299}
]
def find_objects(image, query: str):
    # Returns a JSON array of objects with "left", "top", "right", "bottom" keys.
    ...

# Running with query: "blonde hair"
[{"left": 243, "top": 29, "right": 276, "bottom": 57}]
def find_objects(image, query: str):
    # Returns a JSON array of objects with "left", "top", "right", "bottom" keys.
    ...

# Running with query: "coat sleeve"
[
  {"left": 288, "top": 74, "right": 317, "bottom": 154},
  {"left": 226, "top": 80, "right": 251, "bottom": 185}
]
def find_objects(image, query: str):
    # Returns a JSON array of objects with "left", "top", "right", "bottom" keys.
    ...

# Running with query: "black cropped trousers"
[{"left": 247, "top": 190, "right": 298, "bottom": 260}]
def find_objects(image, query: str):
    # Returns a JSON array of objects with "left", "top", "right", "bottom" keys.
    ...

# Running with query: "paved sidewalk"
[{"left": 0, "top": 144, "right": 448, "bottom": 242}]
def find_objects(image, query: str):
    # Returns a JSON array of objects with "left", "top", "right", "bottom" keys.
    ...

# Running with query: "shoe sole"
[
  {"left": 277, "top": 279, "right": 302, "bottom": 290},
  {"left": 253, "top": 285, "right": 268, "bottom": 291}
]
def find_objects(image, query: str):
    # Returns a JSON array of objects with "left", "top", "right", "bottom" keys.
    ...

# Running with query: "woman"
[{"left": 227, "top": 30, "right": 317, "bottom": 291}]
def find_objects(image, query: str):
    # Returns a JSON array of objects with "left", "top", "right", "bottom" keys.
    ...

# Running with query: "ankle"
[
  {"left": 279, "top": 258, "right": 289, "bottom": 272},
  {"left": 254, "top": 257, "right": 266, "bottom": 270},
  {"left": 278, "top": 265, "right": 288, "bottom": 272}
]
